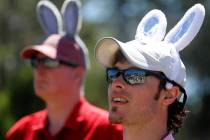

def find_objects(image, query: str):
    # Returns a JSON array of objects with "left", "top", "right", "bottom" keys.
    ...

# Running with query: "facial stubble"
[{"left": 109, "top": 106, "right": 124, "bottom": 124}]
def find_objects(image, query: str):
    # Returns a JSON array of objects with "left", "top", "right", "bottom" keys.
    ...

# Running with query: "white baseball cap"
[{"left": 95, "top": 4, "right": 205, "bottom": 88}]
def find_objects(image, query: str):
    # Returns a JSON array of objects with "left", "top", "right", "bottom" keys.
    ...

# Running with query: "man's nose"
[
  {"left": 34, "top": 63, "right": 46, "bottom": 76},
  {"left": 111, "top": 75, "right": 126, "bottom": 90}
]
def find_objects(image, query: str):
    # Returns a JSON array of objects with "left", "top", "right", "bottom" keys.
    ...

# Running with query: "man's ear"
[
  {"left": 73, "top": 66, "right": 84, "bottom": 82},
  {"left": 161, "top": 86, "right": 180, "bottom": 106}
]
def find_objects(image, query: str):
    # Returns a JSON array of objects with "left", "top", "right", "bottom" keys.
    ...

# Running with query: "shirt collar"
[
  {"left": 65, "top": 97, "right": 87, "bottom": 129},
  {"left": 162, "top": 133, "right": 174, "bottom": 140},
  {"left": 32, "top": 109, "right": 48, "bottom": 131}
]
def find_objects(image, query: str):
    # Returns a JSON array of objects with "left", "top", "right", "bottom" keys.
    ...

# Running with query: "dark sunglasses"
[
  {"left": 106, "top": 67, "right": 187, "bottom": 106},
  {"left": 106, "top": 68, "right": 168, "bottom": 85},
  {"left": 30, "top": 57, "right": 78, "bottom": 69}
]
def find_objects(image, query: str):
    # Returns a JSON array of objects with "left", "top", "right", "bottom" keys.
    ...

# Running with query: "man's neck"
[
  {"left": 123, "top": 115, "right": 168, "bottom": 140},
  {"left": 46, "top": 93, "right": 81, "bottom": 136}
]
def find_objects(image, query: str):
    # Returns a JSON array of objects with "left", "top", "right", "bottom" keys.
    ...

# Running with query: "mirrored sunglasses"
[
  {"left": 30, "top": 57, "right": 78, "bottom": 69},
  {"left": 106, "top": 68, "right": 169, "bottom": 85}
]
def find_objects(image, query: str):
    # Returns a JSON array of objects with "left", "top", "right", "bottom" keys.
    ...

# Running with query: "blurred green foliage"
[{"left": 0, "top": 0, "right": 210, "bottom": 139}]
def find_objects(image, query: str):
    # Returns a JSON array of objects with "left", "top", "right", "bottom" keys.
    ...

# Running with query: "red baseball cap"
[{"left": 21, "top": 34, "right": 88, "bottom": 69}]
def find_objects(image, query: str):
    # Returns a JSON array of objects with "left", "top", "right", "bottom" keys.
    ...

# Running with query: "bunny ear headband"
[
  {"left": 37, "top": 0, "right": 81, "bottom": 37},
  {"left": 21, "top": 0, "right": 89, "bottom": 69},
  {"left": 135, "top": 3, "right": 205, "bottom": 52},
  {"left": 95, "top": 4, "right": 205, "bottom": 92}
]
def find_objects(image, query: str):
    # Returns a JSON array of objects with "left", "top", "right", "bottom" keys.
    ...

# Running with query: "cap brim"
[
  {"left": 95, "top": 37, "right": 122, "bottom": 67},
  {"left": 95, "top": 37, "right": 149, "bottom": 69},
  {"left": 21, "top": 45, "right": 57, "bottom": 59}
]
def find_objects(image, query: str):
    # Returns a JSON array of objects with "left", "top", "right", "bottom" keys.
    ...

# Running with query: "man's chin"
[
  {"left": 108, "top": 113, "right": 124, "bottom": 124},
  {"left": 108, "top": 106, "right": 125, "bottom": 124},
  {"left": 109, "top": 117, "right": 123, "bottom": 124}
]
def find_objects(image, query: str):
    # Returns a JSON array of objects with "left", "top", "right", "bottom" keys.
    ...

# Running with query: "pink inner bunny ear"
[
  {"left": 164, "top": 4, "right": 205, "bottom": 52},
  {"left": 61, "top": 0, "right": 81, "bottom": 38},
  {"left": 37, "top": 0, "right": 63, "bottom": 35},
  {"left": 135, "top": 9, "right": 167, "bottom": 43}
]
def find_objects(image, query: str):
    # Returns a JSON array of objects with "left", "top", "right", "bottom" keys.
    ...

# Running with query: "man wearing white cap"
[
  {"left": 95, "top": 4, "right": 205, "bottom": 140},
  {"left": 6, "top": 0, "right": 122, "bottom": 140}
]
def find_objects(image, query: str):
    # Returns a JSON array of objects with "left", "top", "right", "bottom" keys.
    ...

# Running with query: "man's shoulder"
[
  {"left": 6, "top": 109, "right": 47, "bottom": 138},
  {"left": 10, "top": 109, "right": 46, "bottom": 127}
]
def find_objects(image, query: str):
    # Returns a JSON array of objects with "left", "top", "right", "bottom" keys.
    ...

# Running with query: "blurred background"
[{"left": 0, "top": 0, "right": 209, "bottom": 139}]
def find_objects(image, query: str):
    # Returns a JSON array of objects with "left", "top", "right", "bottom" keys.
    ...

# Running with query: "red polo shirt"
[{"left": 6, "top": 98, "right": 123, "bottom": 140}]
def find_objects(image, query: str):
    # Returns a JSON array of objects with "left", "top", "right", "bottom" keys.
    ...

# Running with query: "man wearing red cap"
[{"left": 6, "top": 0, "right": 122, "bottom": 140}]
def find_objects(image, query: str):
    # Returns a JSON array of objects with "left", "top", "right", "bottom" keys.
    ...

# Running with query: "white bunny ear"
[
  {"left": 61, "top": 0, "right": 81, "bottom": 38},
  {"left": 37, "top": 0, "right": 63, "bottom": 35},
  {"left": 164, "top": 4, "right": 205, "bottom": 52},
  {"left": 135, "top": 9, "right": 167, "bottom": 43}
]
